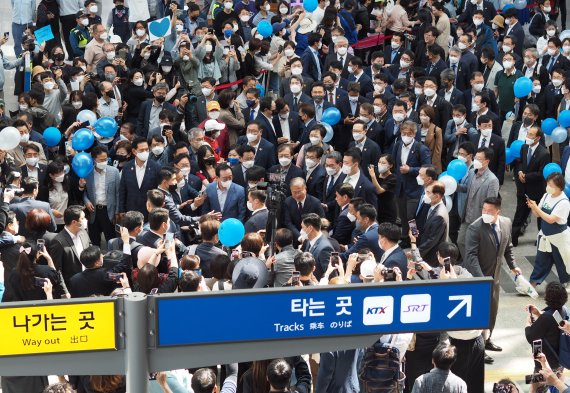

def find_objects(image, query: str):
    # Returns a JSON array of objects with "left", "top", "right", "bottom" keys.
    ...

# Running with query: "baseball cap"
[
  {"left": 232, "top": 257, "right": 269, "bottom": 289},
  {"left": 359, "top": 259, "right": 377, "bottom": 279},
  {"left": 272, "top": 22, "right": 287, "bottom": 35},
  {"left": 76, "top": 10, "right": 87, "bottom": 18},
  {"left": 206, "top": 101, "right": 221, "bottom": 111}
]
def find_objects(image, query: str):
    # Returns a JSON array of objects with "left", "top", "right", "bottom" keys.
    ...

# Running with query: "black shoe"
[
  {"left": 484, "top": 354, "right": 494, "bottom": 364},
  {"left": 485, "top": 340, "right": 502, "bottom": 352},
  {"left": 512, "top": 236, "right": 519, "bottom": 247}
]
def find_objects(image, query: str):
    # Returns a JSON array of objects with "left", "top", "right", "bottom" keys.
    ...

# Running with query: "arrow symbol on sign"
[{"left": 447, "top": 295, "right": 472, "bottom": 319}]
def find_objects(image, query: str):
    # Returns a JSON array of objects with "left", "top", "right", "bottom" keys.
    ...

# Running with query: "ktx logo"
[
  {"left": 363, "top": 296, "right": 394, "bottom": 325},
  {"left": 400, "top": 294, "right": 431, "bottom": 323}
]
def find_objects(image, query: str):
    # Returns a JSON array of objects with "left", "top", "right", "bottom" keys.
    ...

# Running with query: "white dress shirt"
[
  {"left": 26, "top": 165, "right": 38, "bottom": 179},
  {"left": 279, "top": 116, "right": 291, "bottom": 140},
  {"left": 65, "top": 227, "right": 85, "bottom": 269},
  {"left": 94, "top": 168, "right": 107, "bottom": 205},
  {"left": 135, "top": 160, "right": 147, "bottom": 188},
  {"left": 217, "top": 184, "right": 229, "bottom": 211},
  {"left": 344, "top": 170, "right": 360, "bottom": 189},
  {"left": 401, "top": 142, "right": 413, "bottom": 165}
]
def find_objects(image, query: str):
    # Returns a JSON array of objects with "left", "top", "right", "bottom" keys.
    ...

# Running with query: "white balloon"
[
  {"left": 77, "top": 110, "right": 98, "bottom": 126},
  {"left": 561, "top": 30, "right": 570, "bottom": 41},
  {"left": 440, "top": 175, "right": 458, "bottom": 196},
  {"left": 445, "top": 195, "right": 453, "bottom": 212},
  {"left": 0, "top": 127, "right": 22, "bottom": 150}
]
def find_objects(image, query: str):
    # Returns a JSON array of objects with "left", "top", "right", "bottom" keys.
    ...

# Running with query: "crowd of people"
[{"left": 1, "top": 0, "right": 570, "bottom": 391}]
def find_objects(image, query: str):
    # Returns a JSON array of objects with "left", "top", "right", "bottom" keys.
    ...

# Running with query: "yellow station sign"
[{"left": 0, "top": 301, "right": 117, "bottom": 356}]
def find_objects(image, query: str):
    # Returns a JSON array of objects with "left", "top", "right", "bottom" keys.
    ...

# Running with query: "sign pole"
[{"left": 124, "top": 292, "right": 149, "bottom": 391}]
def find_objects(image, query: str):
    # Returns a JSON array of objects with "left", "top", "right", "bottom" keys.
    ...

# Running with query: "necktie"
[
  {"left": 298, "top": 201, "right": 303, "bottom": 215},
  {"left": 327, "top": 176, "right": 335, "bottom": 195},
  {"left": 316, "top": 104, "right": 322, "bottom": 121},
  {"left": 426, "top": 207, "right": 435, "bottom": 222},
  {"left": 379, "top": 252, "right": 387, "bottom": 264},
  {"left": 344, "top": 175, "right": 351, "bottom": 184},
  {"left": 329, "top": 92, "right": 334, "bottom": 103},
  {"left": 416, "top": 191, "right": 425, "bottom": 216},
  {"left": 339, "top": 56, "right": 344, "bottom": 65},
  {"left": 527, "top": 146, "right": 533, "bottom": 165},
  {"left": 547, "top": 57, "right": 555, "bottom": 72},
  {"left": 480, "top": 137, "right": 487, "bottom": 148},
  {"left": 428, "top": 63, "right": 433, "bottom": 74},
  {"left": 491, "top": 223, "right": 500, "bottom": 250},
  {"left": 250, "top": 108, "right": 255, "bottom": 121},
  {"left": 293, "top": 96, "right": 298, "bottom": 111}
]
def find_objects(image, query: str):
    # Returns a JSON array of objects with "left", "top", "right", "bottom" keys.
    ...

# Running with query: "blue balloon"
[
  {"left": 447, "top": 159, "right": 468, "bottom": 181},
  {"left": 43, "top": 127, "right": 62, "bottom": 147},
  {"left": 565, "top": 183, "right": 570, "bottom": 199},
  {"left": 322, "top": 123, "right": 334, "bottom": 143},
  {"left": 502, "top": 4, "right": 514, "bottom": 12},
  {"left": 438, "top": 171, "right": 448, "bottom": 179},
  {"left": 505, "top": 148, "right": 516, "bottom": 165},
  {"left": 559, "top": 110, "right": 570, "bottom": 128},
  {"left": 513, "top": 77, "right": 532, "bottom": 98},
  {"left": 255, "top": 83, "right": 265, "bottom": 97},
  {"left": 94, "top": 117, "right": 118, "bottom": 138},
  {"left": 304, "top": 0, "right": 318, "bottom": 12},
  {"left": 510, "top": 140, "right": 524, "bottom": 158},
  {"left": 72, "top": 152, "right": 94, "bottom": 178},
  {"left": 543, "top": 162, "right": 562, "bottom": 180},
  {"left": 72, "top": 128, "right": 95, "bottom": 151},
  {"left": 542, "top": 118, "right": 558, "bottom": 135},
  {"left": 513, "top": 0, "right": 526, "bottom": 9},
  {"left": 257, "top": 20, "right": 272, "bottom": 38},
  {"left": 321, "top": 107, "right": 341, "bottom": 126},
  {"left": 218, "top": 218, "right": 245, "bottom": 247},
  {"left": 551, "top": 127, "right": 568, "bottom": 144}
]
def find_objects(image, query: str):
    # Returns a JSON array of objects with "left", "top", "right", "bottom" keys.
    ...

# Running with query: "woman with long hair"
[
  {"left": 368, "top": 154, "right": 398, "bottom": 224},
  {"left": 196, "top": 144, "right": 218, "bottom": 186},
  {"left": 47, "top": 160, "right": 70, "bottom": 231}
]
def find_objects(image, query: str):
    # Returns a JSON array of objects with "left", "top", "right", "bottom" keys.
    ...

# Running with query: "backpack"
[
  {"left": 359, "top": 337, "right": 406, "bottom": 393},
  {"left": 543, "top": 307, "right": 570, "bottom": 369},
  {"left": 523, "top": 15, "right": 538, "bottom": 48}
]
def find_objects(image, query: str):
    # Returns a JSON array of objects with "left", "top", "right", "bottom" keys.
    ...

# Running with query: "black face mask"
[
  {"left": 53, "top": 53, "right": 65, "bottom": 61},
  {"left": 107, "top": 90, "right": 115, "bottom": 99},
  {"left": 169, "top": 184, "right": 177, "bottom": 192},
  {"left": 522, "top": 116, "right": 533, "bottom": 127},
  {"left": 204, "top": 157, "right": 216, "bottom": 166},
  {"left": 155, "top": 95, "right": 166, "bottom": 103},
  {"left": 116, "top": 154, "right": 128, "bottom": 162}
]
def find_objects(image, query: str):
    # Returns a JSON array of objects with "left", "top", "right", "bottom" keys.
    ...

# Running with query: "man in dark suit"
[
  {"left": 297, "top": 104, "right": 318, "bottom": 148},
  {"left": 464, "top": 197, "right": 522, "bottom": 359},
  {"left": 348, "top": 121, "right": 381, "bottom": 179},
  {"left": 342, "top": 148, "right": 378, "bottom": 207},
  {"left": 300, "top": 213, "right": 334, "bottom": 279},
  {"left": 268, "top": 144, "right": 304, "bottom": 197},
  {"left": 358, "top": 103, "right": 384, "bottom": 146},
  {"left": 522, "top": 48, "right": 550, "bottom": 88},
  {"left": 496, "top": 36, "right": 524, "bottom": 70},
  {"left": 20, "top": 144, "right": 48, "bottom": 202},
  {"left": 0, "top": 211, "right": 26, "bottom": 285},
  {"left": 237, "top": 121, "right": 277, "bottom": 169},
  {"left": 69, "top": 243, "right": 132, "bottom": 298},
  {"left": 282, "top": 177, "right": 325, "bottom": 240},
  {"left": 424, "top": 44, "right": 447, "bottom": 87},
  {"left": 512, "top": 127, "right": 550, "bottom": 245},
  {"left": 323, "top": 36, "right": 354, "bottom": 79},
  {"left": 283, "top": 76, "right": 313, "bottom": 113},
  {"left": 447, "top": 48, "right": 471, "bottom": 92},
  {"left": 202, "top": 164, "right": 246, "bottom": 222},
  {"left": 383, "top": 33, "right": 406, "bottom": 65},
  {"left": 232, "top": 145, "right": 256, "bottom": 188},
  {"left": 340, "top": 203, "right": 383, "bottom": 262},
  {"left": 322, "top": 72, "right": 348, "bottom": 107},
  {"left": 347, "top": 57, "right": 374, "bottom": 97},
  {"left": 506, "top": 104, "right": 540, "bottom": 147},
  {"left": 458, "top": 0, "right": 497, "bottom": 25},
  {"left": 337, "top": 82, "right": 370, "bottom": 153},
  {"left": 443, "top": 105, "right": 478, "bottom": 164},
  {"left": 382, "top": 100, "right": 408, "bottom": 154},
  {"left": 386, "top": 49, "right": 414, "bottom": 84},
  {"left": 463, "top": 73, "right": 499, "bottom": 122},
  {"left": 410, "top": 181, "right": 449, "bottom": 267},
  {"left": 301, "top": 33, "right": 324, "bottom": 82},
  {"left": 438, "top": 70, "right": 465, "bottom": 107},
  {"left": 416, "top": 77, "right": 452, "bottom": 130},
  {"left": 304, "top": 145, "right": 326, "bottom": 201},
  {"left": 393, "top": 120, "right": 432, "bottom": 245},
  {"left": 469, "top": 115, "right": 506, "bottom": 185},
  {"left": 256, "top": 97, "right": 282, "bottom": 147},
  {"left": 118, "top": 137, "right": 161, "bottom": 220},
  {"left": 502, "top": 8, "right": 526, "bottom": 57},
  {"left": 241, "top": 87, "right": 261, "bottom": 123},
  {"left": 194, "top": 77, "right": 218, "bottom": 123},
  {"left": 193, "top": 218, "right": 227, "bottom": 278},
  {"left": 275, "top": 99, "right": 302, "bottom": 145},
  {"left": 310, "top": 82, "right": 334, "bottom": 123},
  {"left": 244, "top": 189, "right": 268, "bottom": 233},
  {"left": 542, "top": 37, "right": 570, "bottom": 74},
  {"left": 135, "top": 83, "right": 177, "bottom": 137},
  {"left": 377, "top": 222, "right": 408, "bottom": 277},
  {"left": 469, "top": 93, "right": 501, "bottom": 137},
  {"left": 330, "top": 183, "right": 354, "bottom": 245},
  {"left": 322, "top": 152, "right": 346, "bottom": 221},
  {"left": 49, "top": 205, "right": 92, "bottom": 286},
  {"left": 9, "top": 177, "right": 57, "bottom": 238}
]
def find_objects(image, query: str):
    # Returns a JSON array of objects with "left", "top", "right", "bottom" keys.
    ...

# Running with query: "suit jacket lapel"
[{"left": 64, "top": 230, "right": 81, "bottom": 261}]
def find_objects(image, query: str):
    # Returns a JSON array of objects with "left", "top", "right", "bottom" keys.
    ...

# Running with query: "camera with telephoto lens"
[
  {"left": 492, "top": 383, "right": 513, "bottom": 393},
  {"left": 381, "top": 268, "right": 396, "bottom": 281},
  {"left": 256, "top": 172, "right": 288, "bottom": 257},
  {"left": 525, "top": 374, "right": 545, "bottom": 384}
]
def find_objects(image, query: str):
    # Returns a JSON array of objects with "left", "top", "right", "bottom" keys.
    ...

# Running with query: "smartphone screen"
[
  {"left": 36, "top": 239, "right": 45, "bottom": 252},
  {"left": 4, "top": 32, "right": 9, "bottom": 39},
  {"left": 553, "top": 310, "right": 564, "bottom": 326},
  {"left": 115, "top": 224, "right": 121, "bottom": 233},
  {"left": 165, "top": 232, "right": 174, "bottom": 249},
  {"left": 408, "top": 219, "right": 419, "bottom": 236},
  {"left": 292, "top": 271, "right": 300, "bottom": 285},
  {"left": 443, "top": 257, "right": 451, "bottom": 273},
  {"left": 330, "top": 252, "right": 339, "bottom": 267},
  {"left": 532, "top": 339, "right": 542, "bottom": 357},
  {"left": 34, "top": 277, "right": 46, "bottom": 287},
  {"left": 150, "top": 288, "right": 159, "bottom": 295}
]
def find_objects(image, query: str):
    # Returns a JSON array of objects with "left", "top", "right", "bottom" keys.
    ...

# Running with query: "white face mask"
[
  {"left": 265, "top": 4, "right": 270, "bottom": 11},
  {"left": 359, "top": 115, "right": 369, "bottom": 123},
  {"left": 280, "top": 6, "right": 288, "bottom": 13},
  {"left": 106, "top": 51, "right": 116, "bottom": 60},
  {"left": 341, "top": 164, "right": 352, "bottom": 175},
  {"left": 547, "top": 48, "right": 557, "bottom": 57},
  {"left": 337, "top": 46, "right": 348, "bottom": 56},
  {"left": 96, "top": 161, "right": 107, "bottom": 170},
  {"left": 564, "top": 46, "right": 570, "bottom": 54},
  {"left": 21, "top": 133, "right": 30, "bottom": 143},
  {"left": 453, "top": 116, "right": 465, "bottom": 125},
  {"left": 162, "top": 65, "right": 172, "bottom": 73},
  {"left": 399, "top": 59, "right": 411, "bottom": 68},
  {"left": 246, "top": 133, "right": 258, "bottom": 143},
  {"left": 374, "top": 105, "right": 382, "bottom": 114},
  {"left": 89, "top": 4, "right": 98, "bottom": 12},
  {"left": 393, "top": 113, "right": 405, "bottom": 122},
  {"left": 309, "top": 136, "right": 321, "bottom": 145},
  {"left": 553, "top": 79, "right": 563, "bottom": 87},
  {"left": 458, "top": 42, "right": 467, "bottom": 50},
  {"left": 525, "top": 137, "right": 536, "bottom": 146},
  {"left": 152, "top": 146, "right": 164, "bottom": 156},
  {"left": 81, "top": 18, "right": 90, "bottom": 26},
  {"left": 473, "top": 83, "right": 484, "bottom": 92},
  {"left": 377, "top": 164, "right": 389, "bottom": 174},
  {"left": 284, "top": 48, "right": 294, "bottom": 57},
  {"left": 420, "top": 115, "right": 430, "bottom": 124},
  {"left": 201, "top": 87, "right": 213, "bottom": 97},
  {"left": 391, "top": 41, "right": 400, "bottom": 50},
  {"left": 247, "top": 201, "right": 254, "bottom": 211},
  {"left": 416, "top": 175, "right": 425, "bottom": 186},
  {"left": 71, "top": 101, "right": 83, "bottom": 109},
  {"left": 290, "top": 84, "right": 302, "bottom": 94},
  {"left": 502, "top": 45, "right": 512, "bottom": 53},
  {"left": 346, "top": 212, "right": 356, "bottom": 222},
  {"left": 81, "top": 218, "right": 88, "bottom": 231},
  {"left": 279, "top": 157, "right": 292, "bottom": 167},
  {"left": 100, "top": 32, "right": 108, "bottom": 40},
  {"left": 480, "top": 128, "right": 492, "bottom": 138},
  {"left": 457, "top": 155, "right": 467, "bottom": 163},
  {"left": 220, "top": 180, "right": 232, "bottom": 189},
  {"left": 473, "top": 18, "right": 483, "bottom": 26},
  {"left": 26, "top": 157, "right": 38, "bottom": 167},
  {"left": 176, "top": 24, "right": 184, "bottom": 32},
  {"left": 423, "top": 194, "right": 432, "bottom": 204},
  {"left": 414, "top": 87, "right": 423, "bottom": 96},
  {"left": 242, "top": 160, "right": 254, "bottom": 169},
  {"left": 19, "top": 104, "right": 28, "bottom": 111},
  {"left": 137, "top": 151, "right": 149, "bottom": 162},
  {"left": 133, "top": 78, "right": 144, "bottom": 86},
  {"left": 449, "top": 56, "right": 459, "bottom": 65},
  {"left": 374, "top": 84, "right": 385, "bottom": 94},
  {"left": 299, "top": 229, "right": 308, "bottom": 241},
  {"left": 291, "top": 67, "right": 303, "bottom": 76},
  {"left": 532, "top": 85, "right": 541, "bottom": 94},
  {"left": 401, "top": 135, "right": 414, "bottom": 145},
  {"left": 473, "top": 159, "right": 483, "bottom": 170},
  {"left": 503, "top": 60, "right": 513, "bottom": 69},
  {"left": 208, "top": 111, "right": 220, "bottom": 120},
  {"left": 481, "top": 213, "right": 494, "bottom": 224},
  {"left": 305, "top": 159, "right": 317, "bottom": 168},
  {"left": 180, "top": 167, "right": 191, "bottom": 176},
  {"left": 136, "top": 29, "right": 146, "bottom": 37},
  {"left": 240, "top": 15, "right": 250, "bottom": 22},
  {"left": 472, "top": 103, "right": 481, "bottom": 112},
  {"left": 544, "top": 6, "right": 551, "bottom": 12},
  {"left": 352, "top": 132, "right": 365, "bottom": 141},
  {"left": 545, "top": 29, "right": 556, "bottom": 38},
  {"left": 546, "top": 185, "right": 556, "bottom": 195},
  {"left": 325, "top": 167, "right": 337, "bottom": 176},
  {"left": 44, "top": 81, "right": 55, "bottom": 90},
  {"left": 143, "top": 53, "right": 151, "bottom": 60},
  {"left": 423, "top": 88, "right": 436, "bottom": 97}
]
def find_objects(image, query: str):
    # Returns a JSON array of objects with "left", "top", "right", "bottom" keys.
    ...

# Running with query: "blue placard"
[
  {"left": 156, "top": 279, "right": 493, "bottom": 347},
  {"left": 34, "top": 25, "right": 54, "bottom": 44}
]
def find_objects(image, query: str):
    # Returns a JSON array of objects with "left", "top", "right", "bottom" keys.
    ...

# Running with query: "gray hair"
[
  {"left": 325, "top": 151, "right": 342, "bottom": 164},
  {"left": 189, "top": 127, "right": 205, "bottom": 140},
  {"left": 289, "top": 177, "right": 306, "bottom": 188},
  {"left": 440, "top": 68, "right": 455, "bottom": 82},
  {"left": 449, "top": 46, "right": 461, "bottom": 56},
  {"left": 524, "top": 47, "right": 538, "bottom": 59},
  {"left": 152, "top": 82, "right": 169, "bottom": 92}
]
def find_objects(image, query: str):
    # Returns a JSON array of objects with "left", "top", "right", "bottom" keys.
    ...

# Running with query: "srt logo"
[
  {"left": 403, "top": 304, "right": 429, "bottom": 312},
  {"left": 366, "top": 306, "right": 388, "bottom": 315}
]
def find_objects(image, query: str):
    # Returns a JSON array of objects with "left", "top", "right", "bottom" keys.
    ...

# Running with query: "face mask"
[
  {"left": 325, "top": 167, "right": 337, "bottom": 176},
  {"left": 246, "top": 201, "right": 254, "bottom": 211},
  {"left": 531, "top": 84, "right": 541, "bottom": 94},
  {"left": 391, "top": 41, "right": 400, "bottom": 50},
  {"left": 546, "top": 29, "right": 556, "bottom": 37},
  {"left": 399, "top": 59, "right": 411, "bottom": 68},
  {"left": 337, "top": 47, "right": 348, "bottom": 56},
  {"left": 457, "top": 155, "right": 467, "bottom": 163},
  {"left": 177, "top": 179, "right": 186, "bottom": 189},
  {"left": 283, "top": 48, "right": 295, "bottom": 58},
  {"left": 553, "top": 79, "right": 563, "bottom": 87},
  {"left": 208, "top": 111, "right": 220, "bottom": 120},
  {"left": 480, "top": 128, "right": 491, "bottom": 138},
  {"left": 143, "top": 52, "right": 151, "bottom": 60},
  {"left": 246, "top": 133, "right": 258, "bottom": 143},
  {"left": 81, "top": 218, "right": 88, "bottom": 231},
  {"left": 220, "top": 180, "right": 232, "bottom": 189},
  {"left": 180, "top": 167, "right": 191, "bottom": 176},
  {"left": 175, "top": 24, "right": 184, "bottom": 32},
  {"left": 162, "top": 65, "right": 173, "bottom": 73},
  {"left": 453, "top": 116, "right": 465, "bottom": 125},
  {"left": 201, "top": 87, "right": 213, "bottom": 97},
  {"left": 21, "top": 134, "right": 30, "bottom": 143},
  {"left": 106, "top": 51, "right": 116, "bottom": 61},
  {"left": 242, "top": 160, "right": 254, "bottom": 169},
  {"left": 265, "top": 4, "right": 271, "bottom": 11},
  {"left": 19, "top": 104, "right": 28, "bottom": 111},
  {"left": 423, "top": 194, "right": 432, "bottom": 204},
  {"left": 502, "top": 45, "right": 512, "bottom": 53},
  {"left": 472, "top": 103, "right": 481, "bottom": 112},
  {"left": 53, "top": 53, "right": 65, "bottom": 62},
  {"left": 290, "top": 84, "right": 302, "bottom": 94},
  {"left": 155, "top": 95, "right": 165, "bottom": 103},
  {"left": 89, "top": 4, "right": 98, "bottom": 12},
  {"left": 204, "top": 157, "right": 216, "bottom": 166},
  {"left": 313, "top": 95, "right": 324, "bottom": 103},
  {"left": 547, "top": 48, "right": 557, "bottom": 57},
  {"left": 505, "top": 19, "right": 511, "bottom": 26},
  {"left": 393, "top": 113, "right": 405, "bottom": 122},
  {"left": 543, "top": 6, "right": 551, "bottom": 12},
  {"left": 291, "top": 67, "right": 303, "bottom": 76},
  {"left": 305, "top": 159, "right": 317, "bottom": 168},
  {"left": 473, "top": 83, "right": 484, "bottom": 92},
  {"left": 100, "top": 32, "right": 108, "bottom": 40},
  {"left": 136, "top": 29, "right": 146, "bottom": 37},
  {"left": 204, "top": 44, "right": 213, "bottom": 52},
  {"left": 324, "top": 83, "right": 335, "bottom": 92},
  {"left": 280, "top": 6, "right": 288, "bottom": 13},
  {"left": 346, "top": 212, "right": 356, "bottom": 222},
  {"left": 224, "top": 1, "right": 233, "bottom": 8},
  {"left": 473, "top": 159, "right": 483, "bottom": 170},
  {"left": 240, "top": 15, "right": 250, "bottom": 22},
  {"left": 181, "top": 54, "right": 190, "bottom": 61},
  {"left": 458, "top": 42, "right": 467, "bottom": 51},
  {"left": 522, "top": 116, "right": 533, "bottom": 127},
  {"left": 246, "top": 99, "right": 256, "bottom": 107},
  {"left": 152, "top": 146, "right": 164, "bottom": 156},
  {"left": 424, "top": 88, "right": 435, "bottom": 97},
  {"left": 374, "top": 105, "right": 383, "bottom": 115},
  {"left": 377, "top": 164, "right": 389, "bottom": 174},
  {"left": 449, "top": 56, "right": 459, "bottom": 65},
  {"left": 564, "top": 46, "right": 570, "bottom": 54},
  {"left": 80, "top": 18, "right": 89, "bottom": 27},
  {"left": 546, "top": 185, "right": 556, "bottom": 195},
  {"left": 341, "top": 164, "right": 352, "bottom": 175},
  {"left": 309, "top": 136, "right": 321, "bottom": 145},
  {"left": 137, "top": 151, "right": 149, "bottom": 162},
  {"left": 44, "top": 81, "right": 55, "bottom": 90},
  {"left": 420, "top": 115, "right": 430, "bottom": 124},
  {"left": 525, "top": 137, "right": 536, "bottom": 145},
  {"left": 359, "top": 115, "right": 370, "bottom": 123},
  {"left": 279, "top": 111, "right": 289, "bottom": 120},
  {"left": 279, "top": 157, "right": 292, "bottom": 167},
  {"left": 416, "top": 175, "right": 425, "bottom": 186},
  {"left": 473, "top": 18, "right": 483, "bottom": 26},
  {"left": 481, "top": 213, "right": 494, "bottom": 224},
  {"left": 503, "top": 60, "right": 513, "bottom": 69},
  {"left": 402, "top": 135, "right": 414, "bottom": 145},
  {"left": 224, "top": 29, "right": 233, "bottom": 38},
  {"left": 105, "top": 73, "right": 116, "bottom": 82},
  {"left": 414, "top": 87, "right": 423, "bottom": 96},
  {"left": 299, "top": 229, "right": 308, "bottom": 241},
  {"left": 352, "top": 132, "right": 365, "bottom": 141},
  {"left": 348, "top": 96, "right": 358, "bottom": 103},
  {"left": 26, "top": 157, "right": 38, "bottom": 166}
]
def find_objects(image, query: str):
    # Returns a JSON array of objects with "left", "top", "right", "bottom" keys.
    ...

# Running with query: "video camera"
[{"left": 256, "top": 172, "right": 288, "bottom": 257}]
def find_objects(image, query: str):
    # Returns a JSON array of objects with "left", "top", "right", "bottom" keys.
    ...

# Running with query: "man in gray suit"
[
  {"left": 411, "top": 344, "right": 467, "bottom": 393},
  {"left": 244, "top": 189, "right": 268, "bottom": 234},
  {"left": 269, "top": 228, "right": 300, "bottom": 287},
  {"left": 457, "top": 147, "right": 499, "bottom": 258},
  {"left": 83, "top": 145, "right": 120, "bottom": 247},
  {"left": 9, "top": 177, "right": 57, "bottom": 239},
  {"left": 463, "top": 197, "right": 522, "bottom": 362},
  {"left": 301, "top": 213, "right": 334, "bottom": 280}
]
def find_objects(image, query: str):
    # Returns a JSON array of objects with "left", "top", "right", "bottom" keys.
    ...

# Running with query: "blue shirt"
[{"left": 11, "top": 0, "right": 36, "bottom": 24}]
